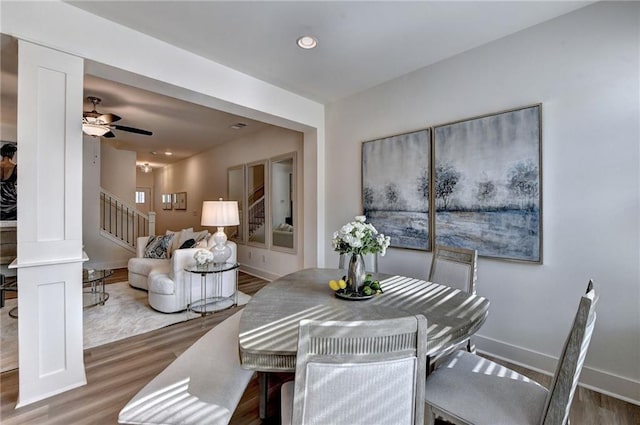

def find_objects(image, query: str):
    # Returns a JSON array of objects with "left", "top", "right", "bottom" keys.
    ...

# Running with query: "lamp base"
[{"left": 211, "top": 227, "right": 232, "bottom": 264}]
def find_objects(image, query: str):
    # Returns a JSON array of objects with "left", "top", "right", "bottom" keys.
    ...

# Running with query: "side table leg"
[{"left": 200, "top": 272, "right": 207, "bottom": 317}]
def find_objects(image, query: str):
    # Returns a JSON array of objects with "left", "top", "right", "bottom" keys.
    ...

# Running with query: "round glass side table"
[
  {"left": 82, "top": 269, "right": 113, "bottom": 308},
  {"left": 184, "top": 262, "right": 239, "bottom": 316}
]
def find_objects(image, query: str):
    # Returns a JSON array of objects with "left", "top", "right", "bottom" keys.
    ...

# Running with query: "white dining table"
[{"left": 238, "top": 267, "right": 490, "bottom": 418}]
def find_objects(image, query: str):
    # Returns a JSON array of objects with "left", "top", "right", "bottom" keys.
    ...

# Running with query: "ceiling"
[{"left": 2, "top": 1, "right": 592, "bottom": 168}]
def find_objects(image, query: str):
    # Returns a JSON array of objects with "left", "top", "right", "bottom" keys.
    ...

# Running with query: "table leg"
[
  {"left": 200, "top": 272, "right": 207, "bottom": 317},
  {"left": 258, "top": 372, "right": 270, "bottom": 420},
  {"left": 99, "top": 277, "right": 105, "bottom": 305}
]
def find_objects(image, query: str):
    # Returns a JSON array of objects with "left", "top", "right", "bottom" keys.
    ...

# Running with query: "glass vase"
[{"left": 347, "top": 253, "right": 366, "bottom": 294}]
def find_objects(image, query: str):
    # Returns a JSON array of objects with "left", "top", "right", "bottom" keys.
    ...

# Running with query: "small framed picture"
[
  {"left": 173, "top": 192, "right": 187, "bottom": 210},
  {"left": 161, "top": 193, "right": 172, "bottom": 210}
]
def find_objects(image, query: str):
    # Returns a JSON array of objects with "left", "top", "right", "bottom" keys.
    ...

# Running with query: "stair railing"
[{"left": 99, "top": 188, "right": 155, "bottom": 250}]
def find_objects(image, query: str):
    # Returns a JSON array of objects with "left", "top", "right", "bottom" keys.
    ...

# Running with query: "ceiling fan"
[{"left": 82, "top": 96, "right": 153, "bottom": 138}]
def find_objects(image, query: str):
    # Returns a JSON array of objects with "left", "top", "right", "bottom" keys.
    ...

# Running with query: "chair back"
[
  {"left": 428, "top": 245, "right": 478, "bottom": 294},
  {"left": 290, "top": 315, "right": 428, "bottom": 425},
  {"left": 540, "top": 280, "right": 598, "bottom": 425}
]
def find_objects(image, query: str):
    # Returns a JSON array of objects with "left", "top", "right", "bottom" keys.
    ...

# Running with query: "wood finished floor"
[{"left": 1, "top": 269, "right": 639, "bottom": 424}]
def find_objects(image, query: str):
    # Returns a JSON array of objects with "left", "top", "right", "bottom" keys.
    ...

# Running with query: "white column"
[
  {"left": 15, "top": 40, "right": 86, "bottom": 407},
  {"left": 148, "top": 211, "right": 156, "bottom": 236}
]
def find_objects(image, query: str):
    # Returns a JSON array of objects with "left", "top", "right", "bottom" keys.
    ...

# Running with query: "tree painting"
[
  {"left": 435, "top": 162, "right": 460, "bottom": 210},
  {"left": 434, "top": 105, "right": 542, "bottom": 262},
  {"left": 362, "top": 129, "right": 430, "bottom": 251}
]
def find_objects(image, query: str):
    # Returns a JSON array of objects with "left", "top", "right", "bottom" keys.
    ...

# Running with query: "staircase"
[
  {"left": 100, "top": 188, "right": 155, "bottom": 252},
  {"left": 247, "top": 184, "right": 265, "bottom": 238}
]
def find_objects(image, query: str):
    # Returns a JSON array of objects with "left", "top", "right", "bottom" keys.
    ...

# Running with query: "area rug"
[{"left": 0, "top": 281, "right": 251, "bottom": 372}]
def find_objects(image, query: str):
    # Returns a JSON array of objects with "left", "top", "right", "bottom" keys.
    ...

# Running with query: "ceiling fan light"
[{"left": 83, "top": 123, "right": 110, "bottom": 137}]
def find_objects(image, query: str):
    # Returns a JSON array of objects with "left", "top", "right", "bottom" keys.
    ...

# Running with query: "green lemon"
[{"left": 363, "top": 286, "right": 373, "bottom": 296}]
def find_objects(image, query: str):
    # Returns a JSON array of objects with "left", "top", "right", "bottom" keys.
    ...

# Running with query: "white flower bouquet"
[
  {"left": 193, "top": 249, "right": 213, "bottom": 266},
  {"left": 332, "top": 215, "right": 390, "bottom": 256}
]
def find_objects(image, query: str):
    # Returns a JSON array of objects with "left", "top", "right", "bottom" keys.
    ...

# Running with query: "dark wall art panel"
[
  {"left": 433, "top": 105, "right": 542, "bottom": 262},
  {"left": 362, "top": 129, "right": 431, "bottom": 251}
]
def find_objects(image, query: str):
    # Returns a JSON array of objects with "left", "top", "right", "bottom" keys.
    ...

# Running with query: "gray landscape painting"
[
  {"left": 434, "top": 105, "right": 541, "bottom": 262},
  {"left": 362, "top": 129, "right": 430, "bottom": 251}
]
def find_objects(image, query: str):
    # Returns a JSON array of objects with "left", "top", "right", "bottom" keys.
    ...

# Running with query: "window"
[{"left": 135, "top": 191, "right": 145, "bottom": 204}]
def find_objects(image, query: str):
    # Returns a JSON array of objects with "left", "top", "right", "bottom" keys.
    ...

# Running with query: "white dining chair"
[
  {"left": 281, "top": 315, "right": 428, "bottom": 425},
  {"left": 428, "top": 244, "right": 478, "bottom": 356},
  {"left": 424, "top": 280, "right": 598, "bottom": 425},
  {"left": 428, "top": 245, "right": 478, "bottom": 294}
]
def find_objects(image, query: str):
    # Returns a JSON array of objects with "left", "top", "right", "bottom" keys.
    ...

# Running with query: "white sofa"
[{"left": 128, "top": 235, "right": 238, "bottom": 313}]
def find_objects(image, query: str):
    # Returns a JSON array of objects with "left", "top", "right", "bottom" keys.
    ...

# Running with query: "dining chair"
[
  {"left": 428, "top": 245, "right": 478, "bottom": 356},
  {"left": 428, "top": 245, "right": 478, "bottom": 294},
  {"left": 281, "top": 315, "right": 428, "bottom": 425},
  {"left": 424, "top": 280, "right": 598, "bottom": 425}
]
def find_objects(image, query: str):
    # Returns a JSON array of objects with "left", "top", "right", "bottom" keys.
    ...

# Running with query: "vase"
[{"left": 347, "top": 253, "right": 366, "bottom": 294}]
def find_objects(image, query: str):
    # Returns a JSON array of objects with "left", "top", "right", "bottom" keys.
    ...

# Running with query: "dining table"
[{"left": 238, "top": 267, "right": 490, "bottom": 418}]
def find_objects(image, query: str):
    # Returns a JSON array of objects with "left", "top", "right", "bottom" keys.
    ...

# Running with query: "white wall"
[
  {"left": 100, "top": 142, "right": 136, "bottom": 202},
  {"left": 325, "top": 2, "right": 639, "bottom": 403},
  {"left": 154, "top": 126, "right": 304, "bottom": 279},
  {"left": 82, "top": 137, "right": 136, "bottom": 270}
]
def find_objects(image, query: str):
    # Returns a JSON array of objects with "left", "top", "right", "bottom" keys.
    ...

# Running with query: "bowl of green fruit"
[{"left": 329, "top": 274, "right": 383, "bottom": 301}]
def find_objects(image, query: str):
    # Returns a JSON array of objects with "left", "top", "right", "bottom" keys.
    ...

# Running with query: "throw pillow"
[
  {"left": 178, "top": 229, "right": 209, "bottom": 248},
  {"left": 166, "top": 228, "right": 193, "bottom": 257},
  {"left": 178, "top": 238, "right": 196, "bottom": 249},
  {"left": 144, "top": 234, "right": 174, "bottom": 259}
]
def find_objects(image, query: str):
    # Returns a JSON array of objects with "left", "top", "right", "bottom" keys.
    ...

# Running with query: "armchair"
[
  {"left": 148, "top": 242, "right": 237, "bottom": 313},
  {"left": 127, "top": 235, "right": 238, "bottom": 313}
]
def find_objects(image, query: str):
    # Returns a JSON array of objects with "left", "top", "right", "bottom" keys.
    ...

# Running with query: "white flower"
[
  {"left": 332, "top": 215, "right": 390, "bottom": 256},
  {"left": 193, "top": 249, "right": 213, "bottom": 265}
]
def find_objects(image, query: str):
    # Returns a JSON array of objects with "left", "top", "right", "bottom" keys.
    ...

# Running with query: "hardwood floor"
[{"left": 1, "top": 270, "right": 639, "bottom": 424}]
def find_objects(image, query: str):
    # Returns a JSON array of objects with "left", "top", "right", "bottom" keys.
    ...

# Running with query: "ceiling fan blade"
[
  {"left": 98, "top": 113, "right": 121, "bottom": 124},
  {"left": 112, "top": 124, "right": 153, "bottom": 136},
  {"left": 103, "top": 131, "right": 116, "bottom": 138}
]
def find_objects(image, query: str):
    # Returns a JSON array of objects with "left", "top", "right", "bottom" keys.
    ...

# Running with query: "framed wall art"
[
  {"left": 173, "top": 192, "right": 187, "bottom": 210},
  {"left": 0, "top": 141, "right": 18, "bottom": 223},
  {"left": 362, "top": 128, "right": 431, "bottom": 251},
  {"left": 433, "top": 104, "right": 542, "bottom": 262},
  {"left": 161, "top": 193, "right": 172, "bottom": 210}
]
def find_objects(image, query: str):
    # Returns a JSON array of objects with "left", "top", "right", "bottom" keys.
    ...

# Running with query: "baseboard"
[
  {"left": 475, "top": 334, "right": 640, "bottom": 406},
  {"left": 238, "top": 264, "right": 278, "bottom": 282}
]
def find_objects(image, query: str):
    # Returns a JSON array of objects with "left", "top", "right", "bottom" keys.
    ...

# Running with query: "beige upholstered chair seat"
[
  {"left": 424, "top": 281, "right": 598, "bottom": 425},
  {"left": 425, "top": 351, "right": 548, "bottom": 424}
]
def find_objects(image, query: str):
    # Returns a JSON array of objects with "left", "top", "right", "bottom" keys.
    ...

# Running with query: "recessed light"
[
  {"left": 296, "top": 35, "right": 317, "bottom": 50},
  {"left": 164, "top": 151, "right": 173, "bottom": 156}
]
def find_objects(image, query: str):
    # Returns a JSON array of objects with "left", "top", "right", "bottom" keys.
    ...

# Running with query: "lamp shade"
[{"left": 201, "top": 200, "right": 240, "bottom": 227}]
